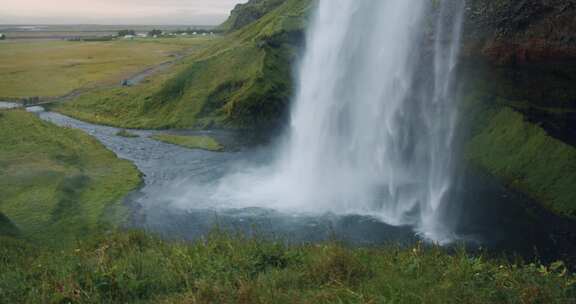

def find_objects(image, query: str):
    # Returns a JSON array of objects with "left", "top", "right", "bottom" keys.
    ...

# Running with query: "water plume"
[{"left": 213, "top": 0, "right": 466, "bottom": 243}]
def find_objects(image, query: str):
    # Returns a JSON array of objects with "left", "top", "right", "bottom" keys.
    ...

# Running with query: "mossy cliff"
[{"left": 461, "top": 0, "right": 576, "bottom": 217}]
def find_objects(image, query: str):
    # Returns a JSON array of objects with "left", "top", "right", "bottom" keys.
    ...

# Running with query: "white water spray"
[{"left": 212, "top": 0, "right": 465, "bottom": 243}]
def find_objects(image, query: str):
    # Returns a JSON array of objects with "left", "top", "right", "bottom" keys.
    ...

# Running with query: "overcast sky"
[{"left": 0, "top": 0, "right": 248, "bottom": 25}]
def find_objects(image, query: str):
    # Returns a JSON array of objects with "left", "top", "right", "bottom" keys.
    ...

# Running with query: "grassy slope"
[
  {"left": 1, "top": 230, "right": 574, "bottom": 303},
  {"left": 0, "top": 110, "right": 141, "bottom": 245},
  {"left": 0, "top": 39, "right": 205, "bottom": 99},
  {"left": 56, "top": 0, "right": 311, "bottom": 130},
  {"left": 151, "top": 134, "right": 224, "bottom": 151},
  {"left": 462, "top": 62, "right": 576, "bottom": 218},
  {"left": 466, "top": 107, "right": 576, "bottom": 217}
]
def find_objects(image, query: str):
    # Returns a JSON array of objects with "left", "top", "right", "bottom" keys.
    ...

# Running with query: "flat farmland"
[{"left": 0, "top": 38, "right": 212, "bottom": 99}]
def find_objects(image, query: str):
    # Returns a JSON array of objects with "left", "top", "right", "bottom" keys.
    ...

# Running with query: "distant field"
[{"left": 0, "top": 38, "right": 212, "bottom": 99}]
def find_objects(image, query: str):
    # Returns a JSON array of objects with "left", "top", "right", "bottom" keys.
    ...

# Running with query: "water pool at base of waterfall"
[{"left": 36, "top": 109, "right": 576, "bottom": 265}]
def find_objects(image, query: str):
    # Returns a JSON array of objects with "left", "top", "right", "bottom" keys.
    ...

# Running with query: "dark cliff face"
[
  {"left": 464, "top": 0, "right": 576, "bottom": 64},
  {"left": 463, "top": 0, "right": 576, "bottom": 134}
]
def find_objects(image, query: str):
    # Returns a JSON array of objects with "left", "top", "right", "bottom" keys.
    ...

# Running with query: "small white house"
[
  {"left": 136, "top": 33, "right": 147, "bottom": 38},
  {"left": 123, "top": 35, "right": 135, "bottom": 40}
]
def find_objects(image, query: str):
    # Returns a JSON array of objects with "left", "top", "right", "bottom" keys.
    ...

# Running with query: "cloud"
[{"left": 0, "top": 0, "right": 248, "bottom": 25}]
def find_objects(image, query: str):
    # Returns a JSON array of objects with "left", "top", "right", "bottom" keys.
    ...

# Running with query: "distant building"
[
  {"left": 123, "top": 35, "right": 135, "bottom": 40},
  {"left": 136, "top": 33, "right": 147, "bottom": 38},
  {"left": 0, "top": 33, "right": 6, "bottom": 40}
]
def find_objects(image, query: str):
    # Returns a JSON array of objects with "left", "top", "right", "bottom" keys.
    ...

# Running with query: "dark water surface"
[{"left": 35, "top": 108, "right": 576, "bottom": 265}]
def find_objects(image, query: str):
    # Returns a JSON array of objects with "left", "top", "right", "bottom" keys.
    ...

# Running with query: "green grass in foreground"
[
  {"left": 0, "top": 110, "right": 141, "bottom": 245},
  {"left": 1, "top": 230, "right": 574, "bottom": 303},
  {"left": 151, "top": 134, "right": 224, "bottom": 151}
]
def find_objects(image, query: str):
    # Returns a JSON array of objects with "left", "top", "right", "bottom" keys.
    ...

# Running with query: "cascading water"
[{"left": 213, "top": 0, "right": 466, "bottom": 243}]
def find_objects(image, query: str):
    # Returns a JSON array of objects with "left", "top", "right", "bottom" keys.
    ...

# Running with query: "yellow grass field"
[{"left": 0, "top": 38, "right": 211, "bottom": 99}]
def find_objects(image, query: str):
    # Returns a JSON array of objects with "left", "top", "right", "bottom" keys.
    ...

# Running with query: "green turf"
[
  {"left": 1, "top": 230, "right": 574, "bottom": 303},
  {"left": 0, "top": 110, "right": 142, "bottom": 246},
  {"left": 151, "top": 134, "right": 224, "bottom": 151}
]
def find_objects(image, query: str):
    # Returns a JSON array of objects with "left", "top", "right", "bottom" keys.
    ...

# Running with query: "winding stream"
[{"left": 31, "top": 108, "right": 576, "bottom": 264}]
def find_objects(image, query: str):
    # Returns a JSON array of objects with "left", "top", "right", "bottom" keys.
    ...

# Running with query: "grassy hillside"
[
  {"left": 56, "top": 0, "right": 312, "bottom": 130},
  {"left": 1, "top": 230, "right": 574, "bottom": 303},
  {"left": 0, "top": 110, "right": 141, "bottom": 245},
  {"left": 466, "top": 107, "right": 576, "bottom": 217},
  {"left": 461, "top": 59, "right": 576, "bottom": 218}
]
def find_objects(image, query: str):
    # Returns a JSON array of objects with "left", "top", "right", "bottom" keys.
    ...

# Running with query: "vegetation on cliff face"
[
  {"left": 2, "top": 230, "right": 574, "bottom": 304},
  {"left": 466, "top": 107, "right": 576, "bottom": 217},
  {"left": 56, "top": 0, "right": 312, "bottom": 130},
  {"left": 460, "top": 0, "right": 576, "bottom": 217},
  {"left": 219, "top": 0, "right": 288, "bottom": 32},
  {"left": 0, "top": 110, "right": 141, "bottom": 245}
]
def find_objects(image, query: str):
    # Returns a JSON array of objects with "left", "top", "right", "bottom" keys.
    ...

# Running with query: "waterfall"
[{"left": 214, "top": 0, "right": 465, "bottom": 243}]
